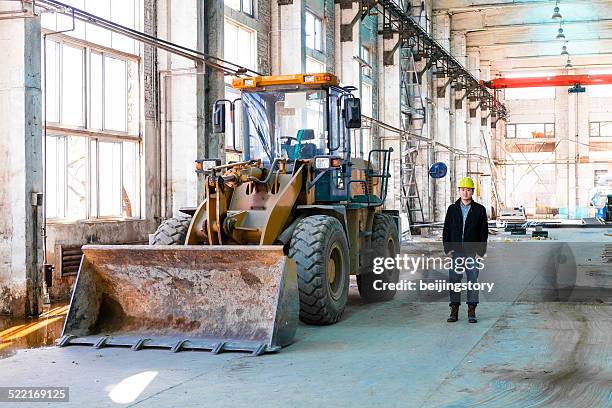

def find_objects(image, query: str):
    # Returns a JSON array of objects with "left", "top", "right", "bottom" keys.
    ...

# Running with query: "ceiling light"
[
  {"left": 556, "top": 27, "right": 565, "bottom": 40},
  {"left": 565, "top": 59, "right": 573, "bottom": 69},
  {"left": 552, "top": 6, "right": 562, "bottom": 20},
  {"left": 561, "top": 45, "right": 569, "bottom": 56}
]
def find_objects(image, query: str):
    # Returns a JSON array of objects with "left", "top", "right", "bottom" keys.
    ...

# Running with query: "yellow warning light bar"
[{"left": 231, "top": 73, "right": 339, "bottom": 89}]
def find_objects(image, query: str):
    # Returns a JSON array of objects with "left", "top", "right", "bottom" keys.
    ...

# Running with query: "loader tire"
[
  {"left": 289, "top": 215, "right": 350, "bottom": 325},
  {"left": 357, "top": 213, "right": 400, "bottom": 302},
  {"left": 150, "top": 216, "right": 192, "bottom": 245}
]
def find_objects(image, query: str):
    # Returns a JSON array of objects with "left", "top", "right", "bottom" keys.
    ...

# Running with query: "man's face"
[{"left": 459, "top": 187, "right": 474, "bottom": 200}]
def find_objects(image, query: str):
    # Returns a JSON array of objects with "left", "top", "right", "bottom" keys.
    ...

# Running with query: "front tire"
[
  {"left": 150, "top": 216, "right": 192, "bottom": 245},
  {"left": 357, "top": 213, "right": 400, "bottom": 302},
  {"left": 289, "top": 215, "right": 350, "bottom": 325}
]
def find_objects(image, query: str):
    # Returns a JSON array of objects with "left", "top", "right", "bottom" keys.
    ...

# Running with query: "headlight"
[
  {"left": 202, "top": 160, "right": 218, "bottom": 171},
  {"left": 195, "top": 159, "right": 221, "bottom": 173},
  {"left": 315, "top": 157, "right": 331, "bottom": 169}
]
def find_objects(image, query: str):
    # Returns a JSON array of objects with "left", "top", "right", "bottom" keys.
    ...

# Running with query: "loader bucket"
[{"left": 58, "top": 245, "right": 298, "bottom": 355}]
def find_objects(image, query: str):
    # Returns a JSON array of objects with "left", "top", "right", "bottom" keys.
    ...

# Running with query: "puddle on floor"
[{"left": 0, "top": 305, "right": 67, "bottom": 359}]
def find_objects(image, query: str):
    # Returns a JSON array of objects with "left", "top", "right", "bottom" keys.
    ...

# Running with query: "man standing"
[{"left": 442, "top": 177, "right": 489, "bottom": 323}]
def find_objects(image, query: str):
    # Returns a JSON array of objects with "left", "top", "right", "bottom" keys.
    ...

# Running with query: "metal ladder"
[{"left": 399, "top": 46, "right": 426, "bottom": 240}]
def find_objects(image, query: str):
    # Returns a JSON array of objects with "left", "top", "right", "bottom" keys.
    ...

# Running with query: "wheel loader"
[{"left": 59, "top": 73, "right": 401, "bottom": 355}]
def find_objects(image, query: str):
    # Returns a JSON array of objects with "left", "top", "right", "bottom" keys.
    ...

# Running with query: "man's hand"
[{"left": 446, "top": 250, "right": 454, "bottom": 256}]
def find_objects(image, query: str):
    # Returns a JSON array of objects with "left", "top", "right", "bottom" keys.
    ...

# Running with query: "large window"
[
  {"left": 594, "top": 170, "right": 611, "bottom": 188},
  {"left": 225, "top": 0, "right": 253, "bottom": 16},
  {"left": 41, "top": 0, "right": 138, "bottom": 54},
  {"left": 306, "top": 56, "right": 325, "bottom": 74},
  {"left": 45, "top": 136, "right": 140, "bottom": 219},
  {"left": 224, "top": 18, "right": 256, "bottom": 78},
  {"left": 43, "top": 34, "right": 141, "bottom": 220},
  {"left": 305, "top": 11, "right": 323, "bottom": 52},
  {"left": 360, "top": 83, "right": 373, "bottom": 159},
  {"left": 589, "top": 121, "right": 612, "bottom": 137},
  {"left": 506, "top": 123, "right": 554, "bottom": 139},
  {"left": 224, "top": 18, "right": 257, "bottom": 153},
  {"left": 361, "top": 45, "right": 372, "bottom": 78}
]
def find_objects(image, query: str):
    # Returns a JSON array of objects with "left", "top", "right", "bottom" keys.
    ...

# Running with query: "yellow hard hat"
[{"left": 458, "top": 177, "right": 475, "bottom": 189}]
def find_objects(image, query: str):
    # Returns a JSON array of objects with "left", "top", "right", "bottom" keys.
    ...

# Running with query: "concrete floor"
[{"left": 0, "top": 228, "right": 611, "bottom": 407}]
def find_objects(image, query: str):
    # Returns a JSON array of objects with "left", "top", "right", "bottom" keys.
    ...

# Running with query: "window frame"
[
  {"left": 361, "top": 45, "right": 372, "bottom": 78},
  {"left": 305, "top": 10, "right": 323, "bottom": 53},
  {"left": 505, "top": 123, "right": 555, "bottom": 139},
  {"left": 594, "top": 170, "right": 609, "bottom": 188},
  {"left": 589, "top": 121, "right": 612, "bottom": 137},
  {"left": 223, "top": 17, "right": 257, "bottom": 81},
  {"left": 223, "top": 18, "right": 257, "bottom": 156},
  {"left": 305, "top": 56, "right": 325, "bottom": 74},
  {"left": 43, "top": 33, "right": 142, "bottom": 222},
  {"left": 225, "top": 0, "right": 254, "bottom": 17}
]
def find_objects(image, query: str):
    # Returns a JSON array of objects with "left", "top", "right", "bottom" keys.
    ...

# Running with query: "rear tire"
[
  {"left": 289, "top": 215, "right": 350, "bottom": 325},
  {"left": 150, "top": 216, "right": 192, "bottom": 245},
  {"left": 357, "top": 213, "right": 400, "bottom": 302}
]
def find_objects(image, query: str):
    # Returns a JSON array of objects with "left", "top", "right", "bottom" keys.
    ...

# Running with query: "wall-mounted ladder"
[{"left": 399, "top": 47, "right": 426, "bottom": 240}]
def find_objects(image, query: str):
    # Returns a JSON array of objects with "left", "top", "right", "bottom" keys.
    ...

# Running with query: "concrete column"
[
  {"left": 566, "top": 84, "right": 578, "bottom": 218},
  {"left": 271, "top": 0, "right": 304, "bottom": 74},
  {"left": 338, "top": 4, "right": 360, "bottom": 89},
  {"left": 159, "top": 0, "right": 222, "bottom": 213},
  {"left": 576, "top": 84, "right": 591, "bottom": 213},
  {"left": 466, "top": 48, "right": 481, "bottom": 176},
  {"left": 451, "top": 32, "right": 467, "bottom": 191},
  {"left": 380, "top": 33, "right": 400, "bottom": 210},
  {"left": 479, "top": 62, "right": 493, "bottom": 213},
  {"left": 0, "top": 5, "right": 43, "bottom": 316},
  {"left": 432, "top": 13, "right": 451, "bottom": 221},
  {"left": 200, "top": 0, "right": 225, "bottom": 201}
]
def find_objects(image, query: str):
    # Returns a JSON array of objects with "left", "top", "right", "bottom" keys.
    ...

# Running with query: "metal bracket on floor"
[
  {"left": 171, "top": 339, "right": 190, "bottom": 353},
  {"left": 252, "top": 344, "right": 268, "bottom": 356},
  {"left": 211, "top": 341, "right": 226, "bottom": 354},
  {"left": 94, "top": 335, "right": 110, "bottom": 349},
  {"left": 131, "top": 338, "right": 151, "bottom": 351},
  {"left": 57, "top": 334, "right": 76, "bottom": 347}
]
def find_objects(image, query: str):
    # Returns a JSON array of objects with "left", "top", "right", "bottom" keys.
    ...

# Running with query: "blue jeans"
[{"left": 448, "top": 253, "right": 479, "bottom": 306}]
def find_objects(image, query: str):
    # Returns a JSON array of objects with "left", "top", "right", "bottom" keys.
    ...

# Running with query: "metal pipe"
[
  {"left": 41, "top": 2, "right": 76, "bottom": 303},
  {"left": 27, "top": 0, "right": 260, "bottom": 76}
]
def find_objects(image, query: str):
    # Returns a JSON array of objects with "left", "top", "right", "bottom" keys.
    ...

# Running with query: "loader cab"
[
  {"left": 214, "top": 73, "right": 362, "bottom": 202},
  {"left": 216, "top": 73, "right": 360, "bottom": 164}
]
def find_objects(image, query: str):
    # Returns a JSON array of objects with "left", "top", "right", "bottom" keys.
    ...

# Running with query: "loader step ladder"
[
  {"left": 399, "top": 47, "right": 426, "bottom": 241},
  {"left": 348, "top": 148, "right": 394, "bottom": 209}
]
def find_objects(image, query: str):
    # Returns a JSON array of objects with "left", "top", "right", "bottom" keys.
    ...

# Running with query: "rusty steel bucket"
[{"left": 57, "top": 245, "right": 298, "bottom": 355}]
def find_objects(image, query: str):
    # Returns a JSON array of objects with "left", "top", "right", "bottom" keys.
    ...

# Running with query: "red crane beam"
[{"left": 482, "top": 74, "right": 612, "bottom": 89}]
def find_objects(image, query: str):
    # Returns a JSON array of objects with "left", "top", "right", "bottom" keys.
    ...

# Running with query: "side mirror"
[
  {"left": 344, "top": 98, "right": 361, "bottom": 129},
  {"left": 213, "top": 102, "right": 226, "bottom": 133}
]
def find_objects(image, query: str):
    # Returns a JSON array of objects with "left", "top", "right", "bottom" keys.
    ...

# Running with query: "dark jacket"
[{"left": 443, "top": 198, "right": 488, "bottom": 256}]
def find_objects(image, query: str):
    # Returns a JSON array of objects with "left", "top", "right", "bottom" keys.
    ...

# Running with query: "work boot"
[
  {"left": 447, "top": 305, "right": 459, "bottom": 322},
  {"left": 468, "top": 304, "right": 477, "bottom": 323}
]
